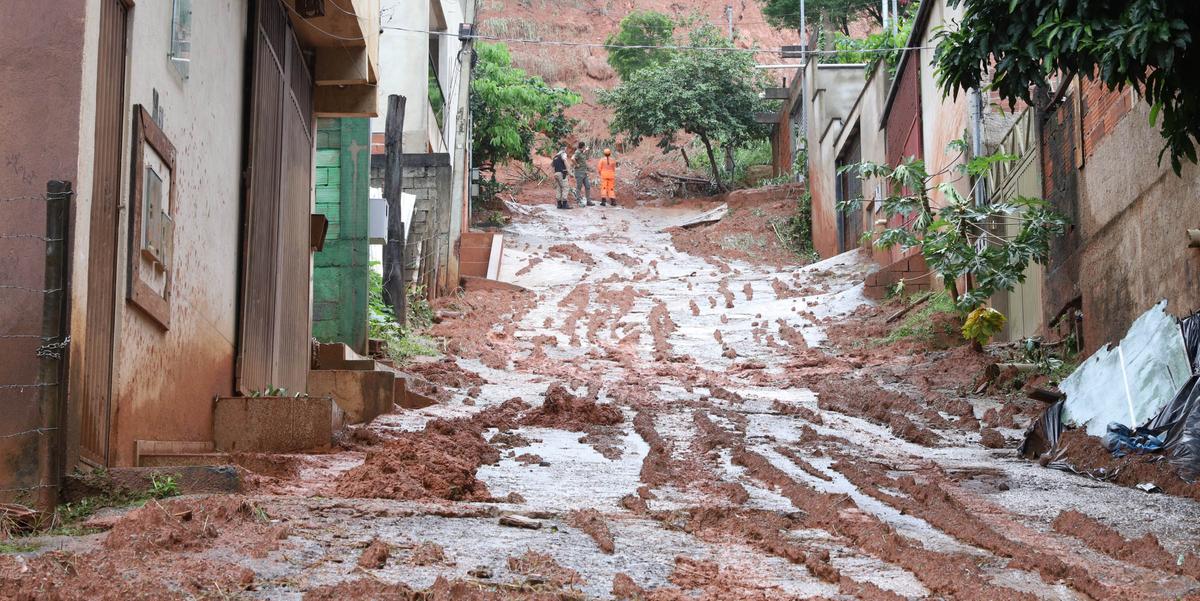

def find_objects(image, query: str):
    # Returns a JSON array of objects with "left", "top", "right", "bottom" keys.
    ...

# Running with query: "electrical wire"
[
  {"left": 383, "top": 24, "right": 936, "bottom": 55},
  {"left": 280, "top": 1, "right": 365, "bottom": 41}
]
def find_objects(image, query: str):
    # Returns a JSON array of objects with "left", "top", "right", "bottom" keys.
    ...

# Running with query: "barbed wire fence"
[{"left": 0, "top": 180, "right": 72, "bottom": 512}]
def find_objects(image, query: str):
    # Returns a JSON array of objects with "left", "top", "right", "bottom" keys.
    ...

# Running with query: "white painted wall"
[
  {"left": 71, "top": 0, "right": 251, "bottom": 465},
  {"left": 374, "top": 0, "right": 470, "bottom": 161}
]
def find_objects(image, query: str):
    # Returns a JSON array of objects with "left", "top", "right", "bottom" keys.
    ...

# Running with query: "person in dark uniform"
[{"left": 551, "top": 145, "right": 570, "bottom": 209}]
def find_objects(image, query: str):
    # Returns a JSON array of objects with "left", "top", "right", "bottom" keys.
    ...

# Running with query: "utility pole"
[
  {"left": 891, "top": 0, "right": 899, "bottom": 37},
  {"left": 383, "top": 94, "right": 408, "bottom": 326},
  {"left": 882, "top": 0, "right": 889, "bottom": 33},
  {"left": 799, "top": 0, "right": 807, "bottom": 59},
  {"left": 724, "top": 5, "right": 736, "bottom": 180}
]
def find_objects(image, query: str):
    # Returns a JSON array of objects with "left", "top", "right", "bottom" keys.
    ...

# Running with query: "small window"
[{"left": 169, "top": 0, "right": 192, "bottom": 79}]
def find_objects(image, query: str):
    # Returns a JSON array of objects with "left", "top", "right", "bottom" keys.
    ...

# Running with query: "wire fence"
[{"left": 0, "top": 181, "right": 72, "bottom": 505}]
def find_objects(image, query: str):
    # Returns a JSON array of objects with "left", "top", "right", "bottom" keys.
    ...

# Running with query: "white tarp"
[
  {"left": 1061, "top": 300, "right": 1192, "bottom": 437},
  {"left": 674, "top": 204, "right": 729, "bottom": 229}
]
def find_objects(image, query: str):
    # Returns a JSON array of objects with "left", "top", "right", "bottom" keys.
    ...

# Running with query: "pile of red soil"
[
  {"left": 566, "top": 509, "right": 615, "bottom": 554},
  {"left": 408, "top": 541, "right": 452, "bottom": 566},
  {"left": 1052, "top": 429, "right": 1200, "bottom": 501},
  {"left": 331, "top": 419, "right": 501, "bottom": 502},
  {"left": 431, "top": 287, "right": 537, "bottom": 371},
  {"left": 0, "top": 496, "right": 276, "bottom": 599},
  {"left": 809, "top": 378, "right": 943, "bottom": 447},
  {"left": 1052, "top": 509, "right": 1200, "bottom": 580},
  {"left": 104, "top": 496, "right": 284, "bottom": 557},
  {"left": 357, "top": 538, "right": 390, "bottom": 569},
  {"left": 506, "top": 550, "right": 585, "bottom": 589},
  {"left": 548, "top": 243, "right": 596, "bottom": 266},
  {"left": 404, "top": 357, "right": 487, "bottom": 391},
  {"left": 304, "top": 575, "right": 584, "bottom": 600},
  {"left": 520, "top": 384, "right": 622, "bottom": 431},
  {"left": 667, "top": 186, "right": 809, "bottom": 267}
]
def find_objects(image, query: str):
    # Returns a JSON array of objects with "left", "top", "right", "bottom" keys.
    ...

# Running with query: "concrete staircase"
[{"left": 132, "top": 342, "right": 437, "bottom": 466}]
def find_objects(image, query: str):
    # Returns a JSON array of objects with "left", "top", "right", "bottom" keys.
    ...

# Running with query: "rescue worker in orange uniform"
[{"left": 597, "top": 148, "right": 618, "bottom": 207}]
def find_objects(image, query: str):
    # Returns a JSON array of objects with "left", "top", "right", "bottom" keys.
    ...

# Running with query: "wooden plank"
[
  {"left": 765, "top": 87, "right": 790, "bottom": 100},
  {"left": 382, "top": 94, "right": 407, "bottom": 326},
  {"left": 315, "top": 46, "right": 369, "bottom": 86},
  {"left": 315, "top": 84, "right": 378, "bottom": 118}
]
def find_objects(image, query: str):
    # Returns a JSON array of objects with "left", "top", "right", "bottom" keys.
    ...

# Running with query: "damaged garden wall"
[
  {"left": 1076, "top": 99, "right": 1200, "bottom": 353},
  {"left": 1043, "top": 77, "right": 1200, "bottom": 353}
]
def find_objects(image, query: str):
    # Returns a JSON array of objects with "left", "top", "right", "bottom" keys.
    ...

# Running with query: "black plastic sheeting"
[
  {"left": 1020, "top": 311, "right": 1200, "bottom": 480},
  {"left": 1182, "top": 310, "right": 1200, "bottom": 373}
]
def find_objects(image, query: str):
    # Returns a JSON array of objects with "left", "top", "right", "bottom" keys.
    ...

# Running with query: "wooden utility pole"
[{"left": 382, "top": 94, "right": 408, "bottom": 326}]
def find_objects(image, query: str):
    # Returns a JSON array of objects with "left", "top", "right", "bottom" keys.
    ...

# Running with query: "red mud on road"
[{"left": 0, "top": 497, "right": 275, "bottom": 599}]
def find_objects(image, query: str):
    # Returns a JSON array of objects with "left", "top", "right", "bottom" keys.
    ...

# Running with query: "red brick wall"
[
  {"left": 1078, "top": 77, "right": 1134, "bottom": 160},
  {"left": 864, "top": 253, "right": 932, "bottom": 300}
]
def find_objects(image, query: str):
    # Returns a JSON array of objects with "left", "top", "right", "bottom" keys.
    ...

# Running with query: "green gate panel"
[{"left": 312, "top": 117, "right": 371, "bottom": 353}]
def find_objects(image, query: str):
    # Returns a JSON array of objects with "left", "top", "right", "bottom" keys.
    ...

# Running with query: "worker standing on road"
[
  {"left": 597, "top": 148, "right": 618, "bottom": 207},
  {"left": 552, "top": 145, "right": 570, "bottom": 210},
  {"left": 572, "top": 141, "right": 592, "bottom": 207}
]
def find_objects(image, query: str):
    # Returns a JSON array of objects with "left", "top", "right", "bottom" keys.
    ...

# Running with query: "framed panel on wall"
[{"left": 127, "top": 105, "right": 176, "bottom": 329}]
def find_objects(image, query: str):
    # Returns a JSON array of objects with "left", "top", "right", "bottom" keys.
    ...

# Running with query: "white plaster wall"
[
  {"left": 374, "top": 0, "right": 471, "bottom": 159},
  {"left": 109, "top": 0, "right": 249, "bottom": 464},
  {"left": 375, "top": 0, "right": 434, "bottom": 153}
]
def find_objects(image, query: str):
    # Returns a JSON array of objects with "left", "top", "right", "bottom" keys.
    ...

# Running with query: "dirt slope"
[{"left": 478, "top": 0, "right": 798, "bottom": 196}]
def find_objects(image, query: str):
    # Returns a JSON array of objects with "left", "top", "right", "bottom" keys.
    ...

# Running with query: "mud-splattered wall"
[
  {"left": 0, "top": 0, "right": 87, "bottom": 504},
  {"left": 95, "top": 1, "right": 250, "bottom": 466}
]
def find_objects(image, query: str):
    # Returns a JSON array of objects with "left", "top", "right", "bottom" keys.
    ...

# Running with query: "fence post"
[
  {"left": 382, "top": 94, "right": 408, "bottom": 328},
  {"left": 38, "top": 180, "right": 72, "bottom": 509}
]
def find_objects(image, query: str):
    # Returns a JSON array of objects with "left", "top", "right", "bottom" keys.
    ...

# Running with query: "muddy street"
[{"left": 6, "top": 200, "right": 1200, "bottom": 600}]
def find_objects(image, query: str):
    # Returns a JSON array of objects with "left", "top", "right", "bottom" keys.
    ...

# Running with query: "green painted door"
[{"left": 312, "top": 118, "right": 371, "bottom": 353}]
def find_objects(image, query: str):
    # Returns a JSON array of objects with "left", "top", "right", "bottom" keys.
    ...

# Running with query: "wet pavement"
[{"left": 8, "top": 200, "right": 1200, "bottom": 600}]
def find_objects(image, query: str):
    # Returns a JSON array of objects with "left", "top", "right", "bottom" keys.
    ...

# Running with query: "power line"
[{"left": 382, "top": 24, "right": 934, "bottom": 56}]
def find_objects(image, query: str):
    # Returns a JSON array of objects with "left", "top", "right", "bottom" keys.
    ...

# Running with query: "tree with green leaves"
[
  {"left": 935, "top": 0, "right": 1200, "bottom": 174},
  {"left": 840, "top": 138, "right": 1067, "bottom": 341},
  {"left": 470, "top": 42, "right": 580, "bottom": 177},
  {"left": 758, "top": 0, "right": 883, "bottom": 35},
  {"left": 601, "top": 25, "right": 772, "bottom": 190},
  {"left": 606, "top": 10, "right": 676, "bottom": 81}
]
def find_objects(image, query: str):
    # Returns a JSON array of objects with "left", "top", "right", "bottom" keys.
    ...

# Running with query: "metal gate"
[
  {"left": 836, "top": 134, "right": 864, "bottom": 253},
  {"left": 80, "top": 0, "right": 129, "bottom": 465},
  {"left": 237, "top": 0, "right": 314, "bottom": 394}
]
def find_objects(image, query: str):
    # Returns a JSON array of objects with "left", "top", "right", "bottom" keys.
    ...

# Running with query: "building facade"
[{"left": 0, "top": 0, "right": 379, "bottom": 504}]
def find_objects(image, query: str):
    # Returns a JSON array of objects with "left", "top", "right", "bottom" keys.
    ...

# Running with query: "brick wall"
[
  {"left": 1039, "top": 83, "right": 1084, "bottom": 329},
  {"left": 1078, "top": 77, "right": 1134, "bottom": 160},
  {"left": 864, "top": 252, "right": 932, "bottom": 300}
]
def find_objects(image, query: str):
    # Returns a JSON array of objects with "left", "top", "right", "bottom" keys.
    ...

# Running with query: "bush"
[
  {"left": 368, "top": 265, "right": 439, "bottom": 364},
  {"left": 772, "top": 190, "right": 818, "bottom": 261},
  {"left": 690, "top": 138, "right": 774, "bottom": 187}
]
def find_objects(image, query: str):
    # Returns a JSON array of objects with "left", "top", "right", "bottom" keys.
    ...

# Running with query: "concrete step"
[
  {"left": 135, "top": 440, "right": 229, "bottom": 468},
  {"left": 307, "top": 369, "right": 395, "bottom": 424},
  {"left": 65, "top": 465, "right": 243, "bottom": 499},
  {"left": 214, "top": 395, "right": 344, "bottom": 453},
  {"left": 313, "top": 342, "right": 378, "bottom": 371}
]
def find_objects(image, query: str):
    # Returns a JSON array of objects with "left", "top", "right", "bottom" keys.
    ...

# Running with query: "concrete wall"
[
  {"left": 918, "top": 0, "right": 968, "bottom": 201},
  {"left": 69, "top": 0, "right": 250, "bottom": 467},
  {"left": 313, "top": 118, "right": 371, "bottom": 353},
  {"left": 804, "top": 62, "right": 866, "bottom": 258},
  {"left": 832, "top": 62, "right": 891, "bottom": 265},
  {"left": 401, "top": 155, "right": 453, "bottom": 295},
  {"left": 0, "top": 0, "right": 87, "bottom": 503},
  {"left": 1074, "top": 99, "right": 1200, "bottom": 352}
]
